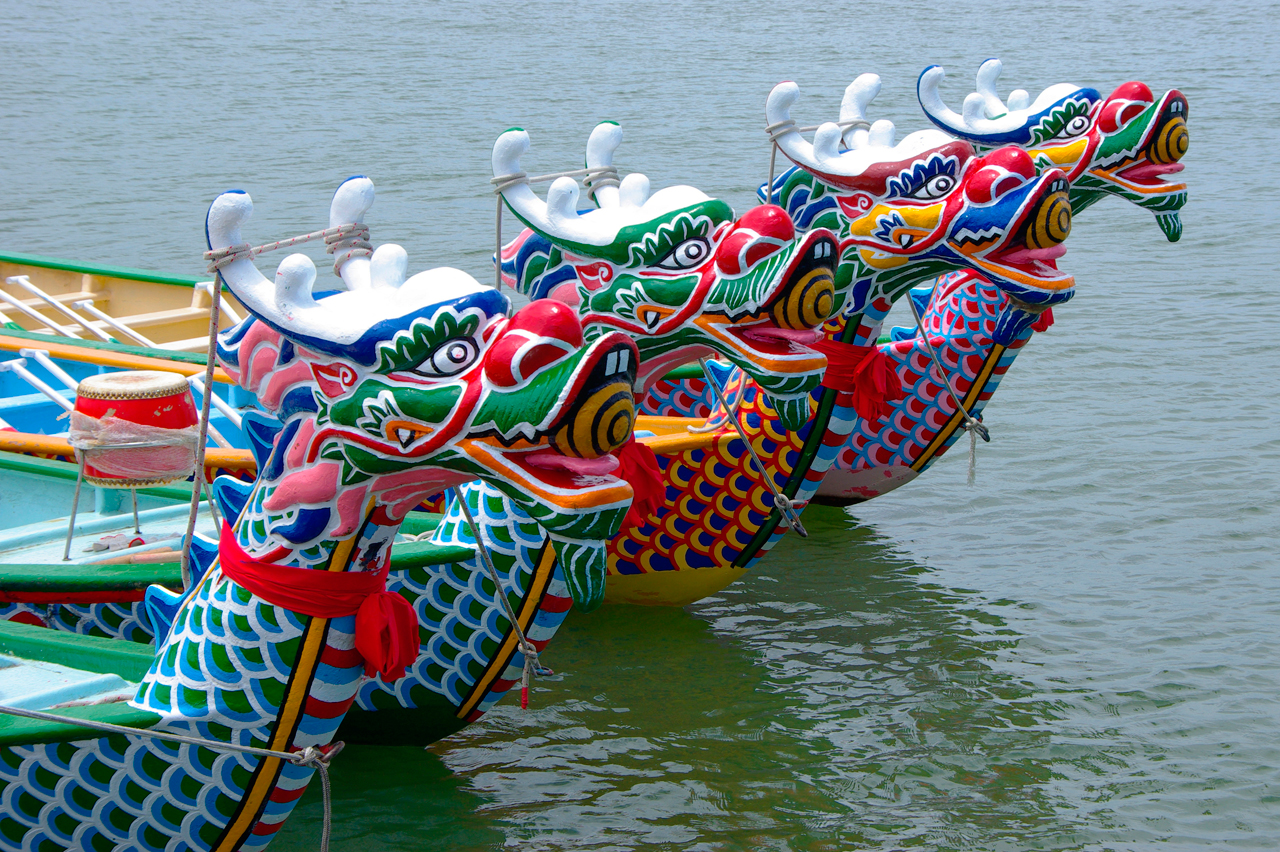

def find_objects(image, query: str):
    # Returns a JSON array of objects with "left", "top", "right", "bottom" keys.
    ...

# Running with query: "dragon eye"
[
  {"left": 416, "top": 337, "right": 479, "bottom": 377},
  {"left": 1061, "top": 115, "right": 1091, "bottom": 137},
  {"left": 655, "top": 237, "right": 711, "bottom": 270},
  {"left": 908, "top": 174, "right": 956, "bottom": 200}
]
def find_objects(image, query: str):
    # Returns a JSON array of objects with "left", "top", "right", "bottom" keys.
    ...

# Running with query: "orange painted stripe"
[{"left": 0, "top": 334, "right": 235, "bottom": 384}]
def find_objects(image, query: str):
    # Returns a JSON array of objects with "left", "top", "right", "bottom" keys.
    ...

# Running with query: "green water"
[{"left": 3, "top": 0, "right": 1278, "bottom": 848}]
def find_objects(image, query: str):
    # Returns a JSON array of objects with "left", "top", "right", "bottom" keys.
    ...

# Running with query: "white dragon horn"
[
  {"left": 328, "top": 176, "right": 375, "bottom": 291},
  {"left": 765, "top": 81, "right": 820, "bottom": 169},
  {"left": 493, "top": 129, "right": 598, "bottom": 246},
  {"left": 207, "top": 190, "right": 489, "bottom": 351},
  {"left": 765, "top": 78, "right": 941, "bottom": 186},
  {"left": 974, "top": 58, "right": 1009, "bottom": 118},
  {"left": 618, "top": 173, "right": 650, "bottom": 208},
  {"left": 920, "top": 61, "right": 1098, "bottom": 141},
  {"left": 368, "top": 244, "right": 407, "bottom": 289},
  {"left": 584, "top": 121, "right": 622, "bottom": 208},
  {"left": 492, "top": 127, "right": 673, "bottom": 248},
  {"left": 273, "top": 254, "right": 317, "bottom": 321},
  {"left": 838, "top": 73, "right": 882, "bottom": 147}
]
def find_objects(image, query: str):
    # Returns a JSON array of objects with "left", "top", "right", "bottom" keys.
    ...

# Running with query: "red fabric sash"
[
  {"left": 812, "top": 338, "right": 906, "bottom": 423},
  {"left": 616, "top": 438, "right": 665, "bottom": 528},
  {"left": 1030, "top": 307, "right": 1055, "bottom": 333},
  {"left": 217, "top": 524, "right": 418, "bottom": 681}
]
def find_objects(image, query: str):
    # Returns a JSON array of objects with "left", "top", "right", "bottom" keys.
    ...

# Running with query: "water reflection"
[{"left": 279, "top": 506, "right": 1114, "bottom": 851}]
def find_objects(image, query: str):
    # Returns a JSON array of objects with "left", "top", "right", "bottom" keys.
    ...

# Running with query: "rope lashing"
[
  {"left": 181, "top": 270, "right": 221, "bottom": 590},
  {"left": 905, "top": 280, "right": 990, "bottom": 485},
  {"left": 762, "top": 117, "right": 873, "bottom": 205},
  {"left": 0, "top": 703, "right": 343, "bottom": 852},
  {"left": 698, "top": 358, "right": 807, "bottom": 538},
  {"left": 451, "top": 487, "right": 552, "bottom": 710},
  {"left": 488, "top": 164, "right": 621, "bottom": 291},
  {"left": 203, "top": 222, "right": 372, "bottom": 278}
]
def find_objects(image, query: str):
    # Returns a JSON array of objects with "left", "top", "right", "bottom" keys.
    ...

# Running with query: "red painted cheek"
[
  {"left": 484, "top": 336, "right": 521, "bottom": 388},
  {"left": 983, "top": 147, "right": 1037, "bottom": 180}
]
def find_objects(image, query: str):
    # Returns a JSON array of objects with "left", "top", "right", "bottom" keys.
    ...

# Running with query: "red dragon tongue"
[
  {"left": 999, "top": 244, "right": 1067, "bottom": 266},
  {"left": 525, "top": 451, "right": 620, "bottom": 476},
  {"left": 1123, "top": 162, "right": 1185, "bottom": 182},
  {"left": 744, "top": 327, "right": 824, "bottom": 344}
]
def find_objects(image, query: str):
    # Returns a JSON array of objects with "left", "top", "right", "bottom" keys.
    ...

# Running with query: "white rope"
[
  {"left": 698, "top": 358, "right": 807, "bottom": 538},
  {"left": 0, "top": 702, "right": 342, "bottom": 852},
  {"left": 489, "top": 165, "right": 620, "bottom": 195},
  {"left": 203, "top": 222, "right": 372, "bottom": 278},
  {"left": 905, "top": 282, "right": 990, "bottom": 483},
  {"left": 180, "top": 272, "right": 221, "bottom": 589},
  {"left": 450, "top": 486, "right": 551, "bottom": 709},
  {"left": 763, "top": 117, "right": 872, "bottom": 206}
]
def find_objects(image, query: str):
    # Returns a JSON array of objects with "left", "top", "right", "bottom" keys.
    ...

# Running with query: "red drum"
[{"left": 71, "top": 371, "right": 200, "bottom": 487}]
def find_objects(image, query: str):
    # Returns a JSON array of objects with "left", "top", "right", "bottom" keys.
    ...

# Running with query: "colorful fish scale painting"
[
  {"left": 0, "top": 178, "right": 639, "bottom": 850},
  {"left": 350, "top": 482, "right": 575, "bottom": 742}
]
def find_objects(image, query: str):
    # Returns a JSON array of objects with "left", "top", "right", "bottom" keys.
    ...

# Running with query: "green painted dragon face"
[
  {"left": 919, "top": 60, "right": 1189, "bottom": 241},
  {"left": 208, "top": 185, "right": 640, "bottom": 609},
  {"left": 493, "top": 125, "right": 837, "bottom": 431}
]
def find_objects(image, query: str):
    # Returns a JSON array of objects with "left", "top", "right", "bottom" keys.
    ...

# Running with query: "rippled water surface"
[{"left": 3, "top": 1, "right": 1277, "bottom": 849}]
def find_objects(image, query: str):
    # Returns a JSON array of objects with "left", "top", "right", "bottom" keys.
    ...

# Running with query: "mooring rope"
[
  {"left": 905, "top": 282, "right": 990, "bottom": 484},
  {"left": 451, "top": 486, "right": 551, "bottom": 709},
  {"left": 0, "top": 703, "right": 342, "bottom": 852}
]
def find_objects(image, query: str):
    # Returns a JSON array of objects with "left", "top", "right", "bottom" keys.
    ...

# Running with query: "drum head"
[{"left": 76, "top": 370, "right": 190, "bottom": 400}]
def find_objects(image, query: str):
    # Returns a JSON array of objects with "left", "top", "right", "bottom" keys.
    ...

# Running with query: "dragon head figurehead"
[
  {"left": 493, "top": 126, "right": 836, "bottom": 431},
  {"left": 919, "top": 59, "right": 1189, "bottom": 241},
  {"left": 764, "top": 75, "right": 1076, "bottom": 337},
  {"left": 207, "top": 180, "right": 638, "bottom": 610}
]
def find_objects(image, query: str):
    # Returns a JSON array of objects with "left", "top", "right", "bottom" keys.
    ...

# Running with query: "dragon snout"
[
  {"left": 551, "top": 339, "right": 636, "bottom": 459},
  {"left": 1023, "top": 177, "right": 1072, "bottom": 249}
]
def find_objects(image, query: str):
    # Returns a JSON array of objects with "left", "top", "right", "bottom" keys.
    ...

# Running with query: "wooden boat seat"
[{"left": 0, "top": 620, "right": 162, "bottom": 746}]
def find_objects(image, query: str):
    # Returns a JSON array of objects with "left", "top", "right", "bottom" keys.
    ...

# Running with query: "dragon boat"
[
  {"left": 0, "top": 182, "right": 644, "bottom": 851},
  {"left": 645, "top": 64, "right": 1187, "bottom": 503},
  {"left": 0, "top": 251, "right": 243, "bottom": 352},
  {"left": 491, "top": 122, "right": 857, "bottom": 606},
  {"left": 2, "top": 134, "right": 848, "bottom": 616}
]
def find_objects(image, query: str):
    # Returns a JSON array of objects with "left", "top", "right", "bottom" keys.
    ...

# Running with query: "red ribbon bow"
[
  {"left": 217, "top": 524, "right": 419, "bottom": 681},
  {"left": 615, "top": 438, "right": 665, "bottom": 528},
  {"left": 812, "top": 338, "right": 907, "bottom": 423}
]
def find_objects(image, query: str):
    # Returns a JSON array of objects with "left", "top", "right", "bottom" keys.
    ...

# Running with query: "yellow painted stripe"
[
  {"left": 212, "top": 509, "right": 369, "bottom": 851},
  {"left": 456, "top": 542, "right": 557, "bottom": 719},
  {"left": 910, "top": 344, "right": 1006, "bottom": 472}
]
